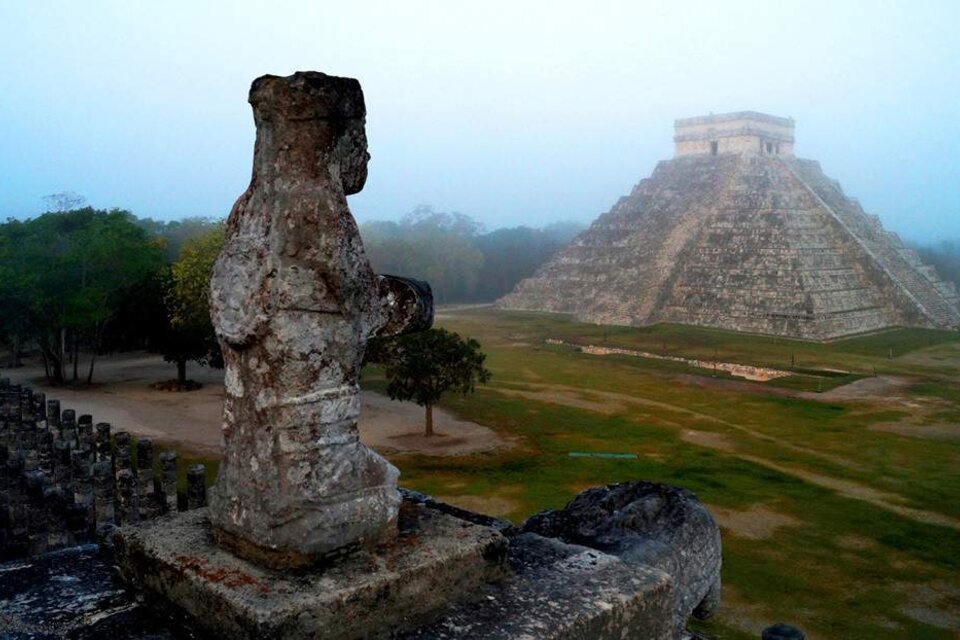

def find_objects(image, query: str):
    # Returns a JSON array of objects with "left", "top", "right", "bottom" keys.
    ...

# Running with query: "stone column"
[
  {"left": 37, "top": 430, "right": 54, "bottom": 476},
  {"left": 46, "top": 400, "right": 61, "bottom": 431},
  {"left": 207, "top": 71, "right": 432, "bottom": 566},
  {"left": 20, "top": 420, "right": 38, "bottom": 472},
  {"left": 71, "top": 449, "right": 95, "bottom": 532},
  {"left": 32, "top": 391, "right": 45, "bottom": 421},
  {"left": 159, "top": 451, "right": 178, "bottom": 512},
  {"left": 186, "top": 464, "right": 206, "bottom": 510},
  {"left": 114, "top": 431, "right": 133, "bottom": 475},
  {"left": 24, "top": 470, "right": 49, "bottom": 555},
  {"left": 52, "top": 440, "right": 72, "bottom": 487},
  {"left": 61, "top": 409, "right": 77, "bottom": 446},
  {"left": 93, "top": 459, "right": 116, "bottom": 530},
  {"left": 77, "top": 414, "right": 94, "bottom": 452},
  {"left": 136, "top": 439, "right": 156, "bottom": 518},
  {"left": 117, "top": 469, "right": 139, "bottom": 525},
  {"left": 95, "top": 423, "right": 112, "bottom": 463}
]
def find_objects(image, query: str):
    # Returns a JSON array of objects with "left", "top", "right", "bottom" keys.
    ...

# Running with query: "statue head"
[{"left": 249, "top": 71, "right": 370, "bottom": 194}]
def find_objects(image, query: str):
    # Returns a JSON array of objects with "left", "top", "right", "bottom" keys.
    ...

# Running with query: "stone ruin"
[
  {"left": 499, "top": 111, "right": 960, "bottom": 340},
  {"left": 205, "top": 72, "right": 434, "bottom": 565},
  {"left": 0, "top": 72, "right": 741, "bottom": 640},
  {"left": 0, "top": 378, "right": 207, "bottom": 562}
]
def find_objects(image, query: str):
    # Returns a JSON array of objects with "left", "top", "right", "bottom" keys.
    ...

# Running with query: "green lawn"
[{"left": 372, "top": 308, "right": 960, "bottom": 639}]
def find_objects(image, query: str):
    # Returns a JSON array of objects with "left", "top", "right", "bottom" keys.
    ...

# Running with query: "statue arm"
[
  {"left": 370, "top": 275, "right": 434, "bottom": 338},
  {"left": 209, "top": 239, "right": 274, "bottom": 348}
]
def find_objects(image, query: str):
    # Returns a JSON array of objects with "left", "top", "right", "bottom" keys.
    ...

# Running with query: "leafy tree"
[
  {"left": 373, "top": 328, "right": 491, "bottom": 436},
  {"left": 42, "top": 191, "right": 87, "bottom": 212},
  {"left": 135, "top": 216, "right": 223, "bottom": 262},
  {"left": 162, "top": 225, "right": 225, "bottom": 386},
  {"left": 0, "top": 208, "right": 164, "bottom": 384}
]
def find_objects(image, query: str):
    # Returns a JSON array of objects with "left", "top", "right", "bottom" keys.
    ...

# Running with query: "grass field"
[{"left": 365, "top": 307, "right": 960, "bottom": 639}]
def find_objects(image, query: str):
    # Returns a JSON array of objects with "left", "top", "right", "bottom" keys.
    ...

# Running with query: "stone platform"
[
  {"left": 113, "top": 500, "right": 509, "bottom": 640},
  {"left": 402, "top": 532, "right": 675, "bottom": 640}
]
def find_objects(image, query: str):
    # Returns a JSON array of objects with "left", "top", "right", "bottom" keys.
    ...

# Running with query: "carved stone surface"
[
  {"left": 522, "top": 481, "right": 722, "bottom": 635},
  {"left": 113, "top": 502, "right": 508, "bottom": 640},
  {"left": 401, "top": 532, "right": 676, "bottom": 640},
  {"left": 208, "top": 71, "right": 432, "bottom": 564}
]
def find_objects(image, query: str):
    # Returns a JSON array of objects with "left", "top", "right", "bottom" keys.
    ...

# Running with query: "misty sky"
[{"left": 1, "top": 1, "right": 958, "bottom": 242}]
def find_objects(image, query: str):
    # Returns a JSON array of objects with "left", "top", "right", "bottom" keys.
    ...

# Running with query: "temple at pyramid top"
[
  {"left": 674, "top": 111, "right": 795, "bottom": 158},
  {"left": 499, "top": 112, "right": 960, "bottom": 340}
]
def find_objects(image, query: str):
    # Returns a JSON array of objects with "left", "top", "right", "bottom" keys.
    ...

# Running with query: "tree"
[
  {"left": 42, "top": 191, "right": 87, "bottom": 212},
  {"left": 162, "top": 225, "right": 225, "bottom": 386},
  {"left": 373, "top": 329, "right": 491, "bottom": 436},
  {"left": 0, "top": 208, "right": 164, "bottom": 384}
]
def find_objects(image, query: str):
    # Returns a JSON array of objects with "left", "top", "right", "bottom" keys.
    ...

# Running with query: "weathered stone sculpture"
[
  {"left": 522, "top": 481, "right": 722, "bottom": 636},
  {"left": 208, "top": 71, "right": 433, "bottom": 565}
]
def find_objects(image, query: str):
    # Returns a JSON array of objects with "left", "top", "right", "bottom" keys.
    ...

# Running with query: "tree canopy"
[
  {"left": 160, "top": 224, "right": 225, "bottom": 386},
  {"left": 371, "top": 328, "right": 491, "bottom": 436},
  {"left": 0, "top": 208, "right": 164, "bottom": 383}
]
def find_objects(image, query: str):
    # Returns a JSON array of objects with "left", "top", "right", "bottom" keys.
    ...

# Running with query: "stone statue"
[{"left": 208, "top": 71, "right": 433, "bottom": 566}]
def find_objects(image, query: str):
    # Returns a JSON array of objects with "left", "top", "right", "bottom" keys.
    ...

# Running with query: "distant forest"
[
  {"left": 3, "top": 200, "right": 959, "bottom": 385},
  {"left": 0, "top": 203, "right": 583, "bottom": 384},
  {"left": 360, "top": 206, "right": 584, "bottom": 304}
]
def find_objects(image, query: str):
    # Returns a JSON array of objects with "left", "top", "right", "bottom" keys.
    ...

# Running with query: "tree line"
[
  {"left": 0, "top": 203, "right": 224, "bottom": 386},
  {"left": 0, "top": 202, "right": 583, "bottom": 386},
  {"left": 361, "top": 206, "right": 584, "bottom": 304}
]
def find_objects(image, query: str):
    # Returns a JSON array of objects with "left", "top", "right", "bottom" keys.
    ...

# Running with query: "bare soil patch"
[
  {"left": 1, "top": 352, "right": 507, "bottom": 458},
  {"left": 709, "top": 504, "right": 801, "bottom": 540},
  {"left": 675, "top": 373, "right": 800, "bottom": 398},
  {"left": 815, "top": 375, "right": 913, "bottom": 402},
  {"left": 681, "top": 429, "right": 736, "bottom": 452},
  {"left": 493, "top": 386, "right": 627, "bottom": 415},
  {"left": 361, "top": 392, "right": 505, "bottom": 456},
  {"left": 896, "top": 581, "right": 960, "bottom": 630},
  {"left": 834, "top": 535, "right": 877, "bottom": 551},
  {"left": 869, "top": 422, "right": 960, "bottom": 443}
]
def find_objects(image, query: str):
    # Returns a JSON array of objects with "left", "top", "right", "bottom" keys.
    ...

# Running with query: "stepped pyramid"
[{"left": 499, "top": 112, "right": 960, "bottom": 340}]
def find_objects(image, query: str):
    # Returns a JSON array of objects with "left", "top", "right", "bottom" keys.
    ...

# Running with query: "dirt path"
[
  {"left": 682, "top": 429, "right": 960, "bottom": 531},
  {"left": 2, "top": 353, "right": 506, "bottom": 457},
  {"left": 814, "top": 374, "right": 913, "bottom": 401},
  {"left": 494, "top": 380, "right": 865, "bottom": 471}
]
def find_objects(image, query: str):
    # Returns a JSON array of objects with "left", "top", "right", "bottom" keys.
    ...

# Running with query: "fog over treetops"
[{"left": 1, "top": 1, "right": 958, "bottom": 243}]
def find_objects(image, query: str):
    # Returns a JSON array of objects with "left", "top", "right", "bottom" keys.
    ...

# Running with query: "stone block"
[
  {"left": 402, "top": 532, "right": 676, "bottom": 640},
  {"left": 113, "top": 499, "right": 508, "bottom": 640}
]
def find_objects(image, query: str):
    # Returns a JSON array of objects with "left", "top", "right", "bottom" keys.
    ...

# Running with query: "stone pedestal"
[
  {"left": 113, "top": 499, "right": 508, "bottom": 640},
  {"left": 403, "top": 533, "right": 676, "bottom": 640}
]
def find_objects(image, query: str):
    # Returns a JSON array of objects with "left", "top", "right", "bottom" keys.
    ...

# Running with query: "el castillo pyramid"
[{"left": 498, "top": 111, "right": 960, "bottom": 340}]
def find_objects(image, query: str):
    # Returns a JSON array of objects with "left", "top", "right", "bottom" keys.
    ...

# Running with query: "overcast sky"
[{"left": 1, "top": 1, "right": 958, "bottom": 242}]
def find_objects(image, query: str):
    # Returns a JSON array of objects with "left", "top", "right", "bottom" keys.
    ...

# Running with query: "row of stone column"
[{"left": 0, "top": 378, "right": 209, "bottom": 561}]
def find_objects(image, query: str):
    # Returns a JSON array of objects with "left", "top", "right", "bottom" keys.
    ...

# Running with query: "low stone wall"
[
  {"left": 545, "top": 339, "right": 791, "bottom": 381},
  {"left": 0, "top": 378, "right": 208, "bottom": 561}
]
